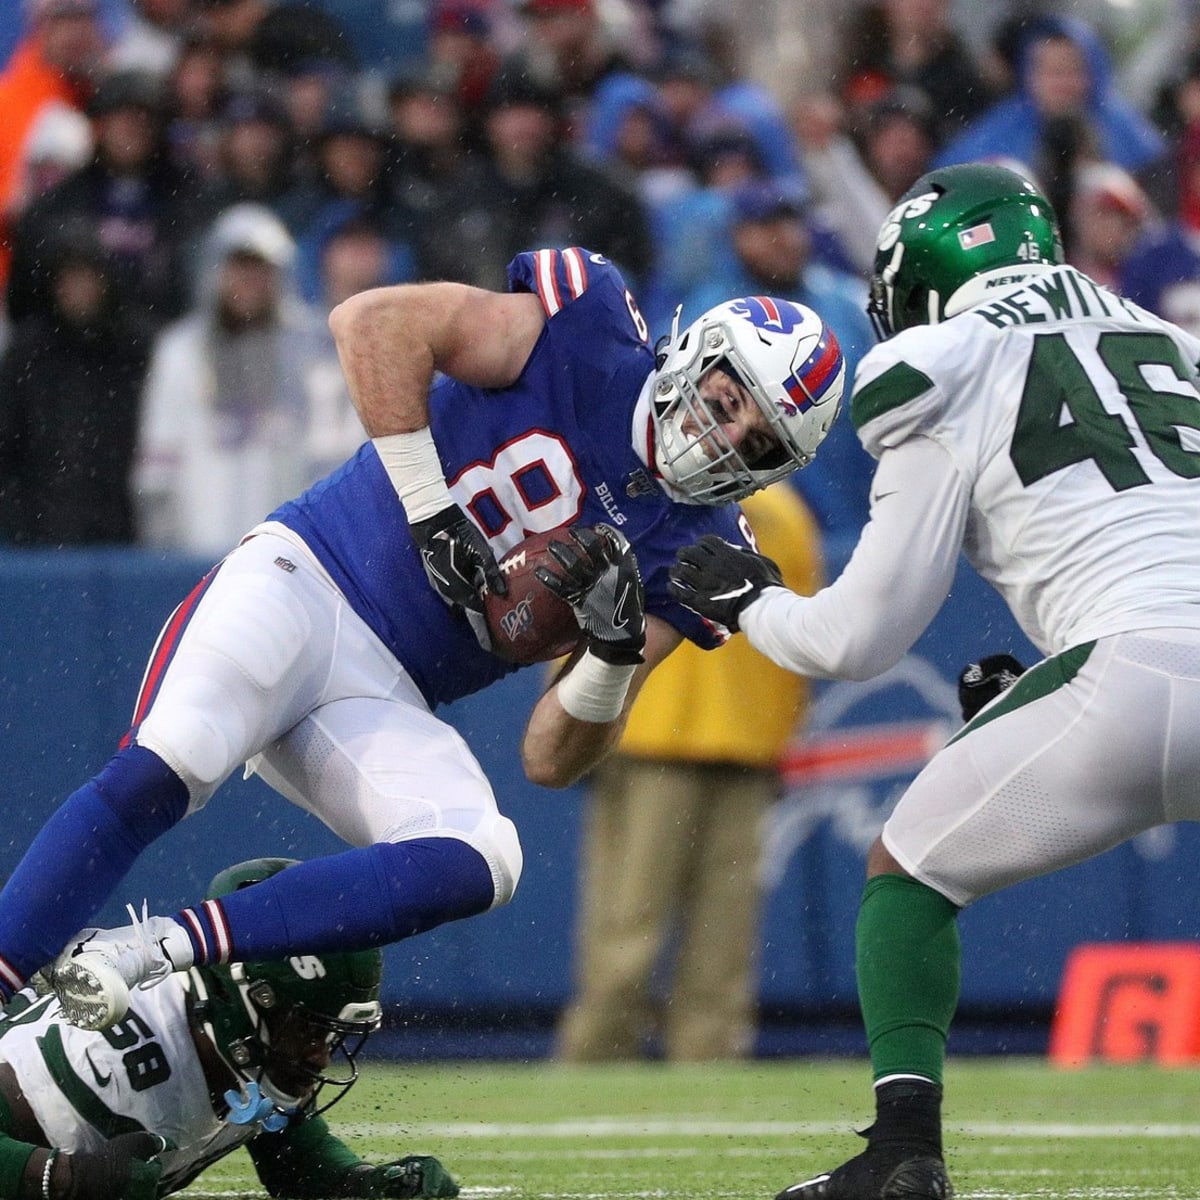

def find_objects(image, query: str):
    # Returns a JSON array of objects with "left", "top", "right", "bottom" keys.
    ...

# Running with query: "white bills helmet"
[{"left": 651, "top": 297, "right": 845, "bottom": 504}]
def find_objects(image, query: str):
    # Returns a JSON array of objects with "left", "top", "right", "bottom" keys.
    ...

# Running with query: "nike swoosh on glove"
[
  {"left": 409, "top": 503, "right": 507, "bottom": 613},
  {"left": 535, "top": 524, "right": 646, "bottom": 664},
  {"left": 668, "top": 533, "right": 784, "bottom": 632}
]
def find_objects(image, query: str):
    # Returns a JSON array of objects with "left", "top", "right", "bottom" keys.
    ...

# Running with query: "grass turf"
[{"left": 178, "top": 1058, "right": 1200, "bottom": 1198}]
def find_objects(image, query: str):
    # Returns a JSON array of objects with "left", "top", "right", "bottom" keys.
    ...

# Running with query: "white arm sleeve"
[{"left": 741, "top": 436, "right": 970, "bottom": 680}]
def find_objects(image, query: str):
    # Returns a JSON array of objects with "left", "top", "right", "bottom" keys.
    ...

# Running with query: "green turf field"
[{"left": 178, "top": 1058, "right": 1200, "bottom": 1198}]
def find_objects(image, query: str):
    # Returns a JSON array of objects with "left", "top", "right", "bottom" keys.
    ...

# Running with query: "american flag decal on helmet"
[
  {"left": 959, "top": 221, "right": 996, "bottom": 249},
  {"left": 781, "top": 325, "right": 843, "bottom": 415}
]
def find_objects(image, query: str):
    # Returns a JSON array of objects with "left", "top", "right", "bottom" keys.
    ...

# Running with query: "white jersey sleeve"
[{"left": 742, "top": 436, "right": 969, "bottom": 678}]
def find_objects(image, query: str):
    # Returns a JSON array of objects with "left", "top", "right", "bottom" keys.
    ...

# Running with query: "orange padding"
[{"left": 1049, "top": 943, "right": 1200, "bottom": 1068}]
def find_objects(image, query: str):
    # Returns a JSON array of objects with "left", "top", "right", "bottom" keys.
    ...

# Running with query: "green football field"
[{"left": 177, "top": 1057, "right": 1200, "bottom": 1198}]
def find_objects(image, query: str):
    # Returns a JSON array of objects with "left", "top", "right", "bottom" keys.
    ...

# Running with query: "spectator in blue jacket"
[{"left": 934, "top": 14, "right": 1167, "bottom": 230}]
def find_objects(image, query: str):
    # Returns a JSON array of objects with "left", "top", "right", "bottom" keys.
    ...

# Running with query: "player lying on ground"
[
  {"left": 671, "top": 162, "right": 1200, "bottom": 1200},
  {"left": 1, "top": 858, "right": 458, "bottom": 1200},
  {"left": 0, "top": 247, "right": 845, "bottom": 1033}
]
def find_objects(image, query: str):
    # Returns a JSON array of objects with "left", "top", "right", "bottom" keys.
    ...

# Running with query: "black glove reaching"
[
  {"left": 409, "top": 504, "right": 507, "bottom": 613},
  {"left": 668, "top": 534, "right": 784, "bottom": 632},
  {"left": 957, "top": 653, "right": 1026, "bottom": 722},
  {"left": 67, "top": 1131, "right": 170, "bottom": 1200},
  {"left": 336, "top": 1155, "right": 460, "bottom": 1198},
  {"left": 535, "top": 524, "right": 646, "bottom": 664}
]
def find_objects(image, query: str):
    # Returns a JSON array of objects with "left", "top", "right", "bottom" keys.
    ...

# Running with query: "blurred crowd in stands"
[{"left": 0, "top": 0, "right": 1197, "bottom": 552}]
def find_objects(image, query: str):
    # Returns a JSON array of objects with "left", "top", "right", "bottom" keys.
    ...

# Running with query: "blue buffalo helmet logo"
[
  {"left": 729, "top": 296, "right": 805, "bottom": 333},
  {"left": 729, "top": 297, "right": 843, "bottom": 417}
]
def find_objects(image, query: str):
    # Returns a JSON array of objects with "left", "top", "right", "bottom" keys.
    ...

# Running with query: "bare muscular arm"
[
  {"left": 328, "top": 282, "right": 546, "bottom": 436},
  {"left": 521, "top": 615, "right": 682, "bottom": 789}
]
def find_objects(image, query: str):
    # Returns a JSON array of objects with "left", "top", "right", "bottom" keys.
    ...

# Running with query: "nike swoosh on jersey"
[{"left": 84, "top": 1049, "right": 112, "bottom": 1088}]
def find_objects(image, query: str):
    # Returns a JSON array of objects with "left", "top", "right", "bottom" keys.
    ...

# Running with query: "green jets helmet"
[
  {"left": 188, "top": 858, "right": 383, "bottom": 1117},
  {"left": 868, "top": 162, "right": 1063, "bottom": 339}
]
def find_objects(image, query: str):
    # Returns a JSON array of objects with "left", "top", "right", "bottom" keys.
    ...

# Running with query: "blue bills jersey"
[{"left": 271, "top": 248, "right": 752, "bottom": 708}]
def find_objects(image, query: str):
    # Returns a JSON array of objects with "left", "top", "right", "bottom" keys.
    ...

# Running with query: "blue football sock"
[
  {"left": 0, "top": 746, "right": 188, "bottom": 991},
  {"left": 177, "top": 837, "right": 496, "bottom": 963}
]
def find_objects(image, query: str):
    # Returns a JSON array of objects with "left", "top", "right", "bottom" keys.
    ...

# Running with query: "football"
[{"left": 484, "top": 529, "right": 582, "bottom": 664}]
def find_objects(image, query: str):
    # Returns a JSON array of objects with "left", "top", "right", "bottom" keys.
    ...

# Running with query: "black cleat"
[{"left": 775, "top": 1148, "right": 952, "bottom": 1200}]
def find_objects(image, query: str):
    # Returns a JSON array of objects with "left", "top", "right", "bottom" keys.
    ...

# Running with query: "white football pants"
[
  {"left": 132, "top": 525, "right": 523, "bottom": 906},
  {"left": 885, "top": 627, "right": 1200, "bottom": 906}
]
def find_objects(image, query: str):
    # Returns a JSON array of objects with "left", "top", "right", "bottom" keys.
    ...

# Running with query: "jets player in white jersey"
[
  {"left": 670, "top": 162, "right": 1200, "bottom": 1200},
  {"left": 0, "top": 858, "right": 458, "bottom": 1200}
]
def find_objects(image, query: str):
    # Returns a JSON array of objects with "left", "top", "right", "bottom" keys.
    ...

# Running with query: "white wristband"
[
  {"left": 555, "top": 649, "right": 637, "bottom": 723},
  {"left": 372, "top": 429, "right": 454, "bottom": 523}
]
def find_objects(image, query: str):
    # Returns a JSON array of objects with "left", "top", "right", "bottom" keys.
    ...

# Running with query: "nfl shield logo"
[{"left": 959, "top": 222, "right": 996, "bottom": 249}]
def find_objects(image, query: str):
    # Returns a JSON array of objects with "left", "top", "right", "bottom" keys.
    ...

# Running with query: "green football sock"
[{"left": 856, "top": 873, "right": 961, "bottom": 1086}]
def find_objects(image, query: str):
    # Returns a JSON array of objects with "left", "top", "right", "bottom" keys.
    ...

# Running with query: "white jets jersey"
[
  {"left": 0, "top": 981, "right": 254, "bottom": 1194},
  {"left": 852, "top": 264, "right": 1200, "bottom": 654}
]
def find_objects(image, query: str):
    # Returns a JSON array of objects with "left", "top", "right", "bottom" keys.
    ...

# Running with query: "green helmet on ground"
[
  {"left": 189, "top": 857, "right": 383, "bottom": 1117},
  {"left": 868, "top": 162, "right": 1064, "bottom": 339}
]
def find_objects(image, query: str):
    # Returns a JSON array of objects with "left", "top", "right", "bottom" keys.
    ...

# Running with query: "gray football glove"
[
  {"left": 669, "top": 533, "right": 784, "bottom": 632},
  {"left": 535, "top": 524, "right": 646, "bottom": 664}
]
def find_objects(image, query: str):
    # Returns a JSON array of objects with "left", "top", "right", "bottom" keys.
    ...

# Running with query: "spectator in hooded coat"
[
  {"left": 0, "top": 226, "right": 151, "bottom": 546},
  {"left": 934, "top": 15, "right": 1167, "bottom": 208}
]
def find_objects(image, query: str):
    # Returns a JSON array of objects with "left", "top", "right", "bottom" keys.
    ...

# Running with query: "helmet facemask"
[
  {"left": 867, "top": 239, "right": 907, "bottom": 341},
  {"left": 651, "top": 298, "right": 845, "bottom": 504},
  {"left": 190, "top": 857, "right": 384, "bottom": 1125},
  {"left": 191, "top": 957, "right": 382, "bottom": 1120}
]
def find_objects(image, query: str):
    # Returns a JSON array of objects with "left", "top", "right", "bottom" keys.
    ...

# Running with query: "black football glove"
[
  {"left": 957, "top": 653, "right": 1026, "bottom": 722},
  {"left": 668, "top": 534, "right": 784, "bottom": 632},
  {"left": 409, "top": 504, "right": 507, "bottom": 614},
  {"left": 67, "top": 1131, "right": 170, "bottom": 1200},
  {"left": 535, "top": 524, "right": 646, "bottom": 665},
  {"left": 335, "top": 1156, "right": 460, "bottom": 1198}
]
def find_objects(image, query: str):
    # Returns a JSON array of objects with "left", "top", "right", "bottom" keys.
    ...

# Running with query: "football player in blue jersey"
[{"left": 0, "top": 247, "right": 844, "bottom": 1032}]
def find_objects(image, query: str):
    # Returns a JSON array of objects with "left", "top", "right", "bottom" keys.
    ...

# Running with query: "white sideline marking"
[{"left": 336, "top": 1117, "right": 1200, "bottom": 1139}]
